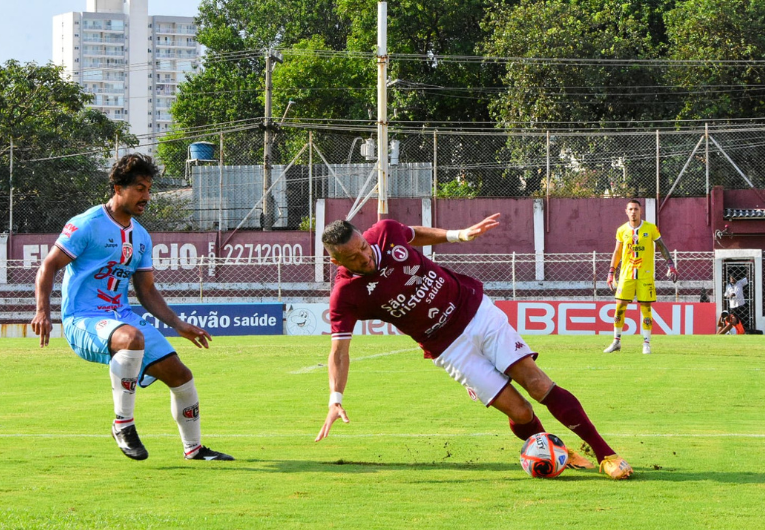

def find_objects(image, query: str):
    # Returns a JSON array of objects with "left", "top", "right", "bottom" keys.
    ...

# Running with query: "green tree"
[
  {"left": 0, "top": 60, "right": 136, "bottom": 233},
  {"left": 481, "top": 0, "right": 669, "bottom": 128},
  {"left": 664, "top": 0, "right": 765, "bottom": 120}
]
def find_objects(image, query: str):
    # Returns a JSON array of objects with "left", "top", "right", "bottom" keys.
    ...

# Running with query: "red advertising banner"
[{"left": 495, "top": 301, "right": 717, "bottom": 335}]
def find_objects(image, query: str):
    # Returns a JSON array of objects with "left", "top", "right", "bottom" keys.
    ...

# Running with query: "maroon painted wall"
[{"left": 656, "top": 197, "right": 712, "bottom": 251}]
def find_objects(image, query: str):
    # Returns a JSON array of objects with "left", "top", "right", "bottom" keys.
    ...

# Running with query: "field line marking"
[
  {"left": 2, "top": 432, "right": 765, "bottom": 439},
  {"left": 289, "top": 347, "right": 420, "bottom": 374}
]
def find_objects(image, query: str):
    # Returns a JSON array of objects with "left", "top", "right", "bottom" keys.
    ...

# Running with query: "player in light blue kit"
[{"left": 32, "top": 154, "right": 233, "bottom": 462}]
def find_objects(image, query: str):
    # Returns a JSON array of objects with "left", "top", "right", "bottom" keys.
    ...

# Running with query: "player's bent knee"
[
  {"left": 513, "top": 400, "right": 535, "bottom": 424},
  {"left": 110, "top": 325, "right": 145, "bottom": 351}
]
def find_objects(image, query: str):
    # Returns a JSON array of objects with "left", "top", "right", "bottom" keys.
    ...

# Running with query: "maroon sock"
[
  {"left": 541, "top": 385, "right": 614, "bottom": 462},
  {"left": 508, "top": 413, "right": 545, "bottom": 441}
]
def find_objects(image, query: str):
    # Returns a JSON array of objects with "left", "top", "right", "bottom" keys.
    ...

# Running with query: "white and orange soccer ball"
[{"left": 519, "top": 432, "right": 569, "bottom": 478}]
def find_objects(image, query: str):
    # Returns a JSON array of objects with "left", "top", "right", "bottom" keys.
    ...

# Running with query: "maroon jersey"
[{"left": 329, "top": 219, "right": 483, "bottom": 358}]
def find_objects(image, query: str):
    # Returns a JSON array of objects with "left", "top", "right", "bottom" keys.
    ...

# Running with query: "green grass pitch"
[{"left": 2, "top": 334, "right": 765, "bottom": 529}]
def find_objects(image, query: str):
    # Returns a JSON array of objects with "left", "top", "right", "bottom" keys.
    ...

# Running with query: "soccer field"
[{"left": 2, "top": 334, "right": 764, "bottom": 529}]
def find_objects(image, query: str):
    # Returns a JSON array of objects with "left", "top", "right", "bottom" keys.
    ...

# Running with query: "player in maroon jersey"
[{"left": 315, "top": 214, "right": 633, "bottom": 479}]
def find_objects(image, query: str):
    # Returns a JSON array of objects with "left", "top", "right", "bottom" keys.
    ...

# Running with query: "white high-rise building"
[{"left": 53, "top": 0, "right": 200, "bottom": 153}]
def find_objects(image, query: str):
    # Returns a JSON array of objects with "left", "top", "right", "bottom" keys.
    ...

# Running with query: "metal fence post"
[
  {"left": 277, "top": 257, "right": 282, "bottom": 302},
  {"left": 674, "top": 249, "right": 679, "bottom": 302},
  {"left": 546, "top": 131, "right": 550, "bottom": 233},
  {"left": 592, "top": 250, "right": 597, "bottom": 300},
  {"left": 512, "top": 251, "right": 516, "bottom": 300},
  {"left": 198, "top": 255, "right": 205, "bottom": 302},
  {"left": 218, "top": 131, "right": 224, "bottom": 237},
  {"left": 8, "top": 138, "right": 13, "bottom": 242},
  {"left": 309, "top": 131, "right": 313, "bottom": 235},
  {"left": 433, "top": 130, "right": 438, "bottom": 225}
]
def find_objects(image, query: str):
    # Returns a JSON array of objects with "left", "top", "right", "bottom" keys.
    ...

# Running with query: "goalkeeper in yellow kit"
[{"left": 604, "top": 199, "right": 678, "bottom": 355}]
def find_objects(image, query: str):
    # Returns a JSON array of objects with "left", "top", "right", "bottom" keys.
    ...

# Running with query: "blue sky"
[{"left": 0, "top": 1, "right": 201, "bottom": 65}]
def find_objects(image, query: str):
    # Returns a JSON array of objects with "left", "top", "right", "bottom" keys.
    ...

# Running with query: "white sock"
[
  {"left": 109, "top": 349, "right": 144, "bottom": 431},
  {"left": 170, "top": 378, "right": 202, "bottom": 456},
  {"left": 613, "top": 331, "right": 622, "bottom": 341},
  {"left": 643, "top": 330, "right": 651, "bottom": 344}
]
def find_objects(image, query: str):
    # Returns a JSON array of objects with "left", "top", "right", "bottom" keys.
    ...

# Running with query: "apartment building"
[{"left": 53, "top": 0, "right": 199, "bottom": 153}]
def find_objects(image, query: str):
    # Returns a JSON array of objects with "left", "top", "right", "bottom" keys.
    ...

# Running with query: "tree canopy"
[{"left": 0, "top": 60, "right": 136, "bottom": 233}]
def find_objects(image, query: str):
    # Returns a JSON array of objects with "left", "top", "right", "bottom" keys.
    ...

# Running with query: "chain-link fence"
[
  {"left": 1, "top": 251, "right": 714, "bottom": 323},
  {"left": 2, "top": 125, "right": 765, "bottom": 233}
]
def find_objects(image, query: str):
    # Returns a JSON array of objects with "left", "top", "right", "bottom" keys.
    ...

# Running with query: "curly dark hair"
[
  {"left": 109, "top": 153, "right": 160, "bottom": 194},
  {"left": 322, "top": 220, "right": 358, "bottom": 251}
]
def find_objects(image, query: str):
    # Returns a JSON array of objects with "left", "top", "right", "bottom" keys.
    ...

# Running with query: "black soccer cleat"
[
  {"left": 111, "top": 424, "right": 149, "bottom": 460},
  {"left": 186, "top": 445, "right": 235, "bottom": 461}
]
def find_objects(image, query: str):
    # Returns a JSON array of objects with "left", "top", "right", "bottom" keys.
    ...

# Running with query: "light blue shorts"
[{"left": 63, "top": 311, "right": 176, "bottom": 387}]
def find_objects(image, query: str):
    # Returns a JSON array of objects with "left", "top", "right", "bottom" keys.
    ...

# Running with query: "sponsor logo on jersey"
[
  {"left": 379, "top": 266, "right": 394, "bottom": 278},
  {"left": 183, "top": 403, "right": 200, "bottom": 419},
  {"left": 466, "top": 387, "right": 478, "bottom": 401},
  {"left": 515, "top": 341, "right": 525, "bottom": 351},
  {"left": 121, "top": 378, "right": 137, "bottom": 392},
  {"left": 367, "top": 282, "right": 378, "bottom": 294},
  {"left": 389, "top": 245, "right": 408, "bottom": 262},
  {"left": 423, "top": 302, "right": 456, "bottom": 336},
  {"left": 403, "top": 265, "right": 423, "bottom": 285},
  {"left": 61, "top": 223, "right": 79, "bottom": 238},
  {"left": 381, "top": 271, "right": 446, "bottom": 318},
  {"left": 96, "top": 289, "right": 122, "bottom": 311},
  {"left": 428, "top": 307, "right": 439, "bottom": 319},
  {"left": 139, "top": 243, "right": 146, "bottom": 253},
  {"left": 96, "top": 319, "right": 110, "bottom": 330}
]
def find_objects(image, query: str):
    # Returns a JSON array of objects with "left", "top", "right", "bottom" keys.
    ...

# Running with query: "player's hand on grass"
[
  {"left": 315, "top": 404, "right": 350, "bottom": 442},
  {"left": 176, "top": 322, "right": 212, "bottom": 348},
  {"left": 607, "top": 267, "right": 616, "bottom": 292},
  {"left": 667, "top": 263, "right": 678, "bottom": 283},
  {"left": 460, "top": 213, "right": 501, "bottom": 241},
  {"left": 30, "top": 310, "right": 52, "bottom": 348}
]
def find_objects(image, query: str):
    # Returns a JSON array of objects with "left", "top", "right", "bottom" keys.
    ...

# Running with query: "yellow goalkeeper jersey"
[{"left": 616, "top": 221, "right": 662, "bottom": 281}]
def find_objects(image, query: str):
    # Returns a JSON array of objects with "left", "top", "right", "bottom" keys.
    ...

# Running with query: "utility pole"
[
  {"left": 263, "top": 49, "right": 283, "bottom": 230},
  {"left": 377, "top": 1, "right": 389, "bottom": 220}
]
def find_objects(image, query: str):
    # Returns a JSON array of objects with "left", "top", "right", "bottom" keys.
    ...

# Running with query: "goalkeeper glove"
[
  {"left": 667, "top": 261, "right": 678, "bottom": 283},
  {"left": 607, "top": 267, "right": 616, "bottom": 292}
]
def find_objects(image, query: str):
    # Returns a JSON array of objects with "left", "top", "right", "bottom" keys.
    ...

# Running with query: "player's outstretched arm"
[
  {"left": 133, "top": 270, "right": 211, "bottom": 348},
  {"left": 316, "top": 339, "right": 351, "bottom": 442},
  {"left": 31, "top": 246, "right": 72, "bottom": 348},
  {"left": 410, "top": 213, "right": 501, "bottom": 246}
]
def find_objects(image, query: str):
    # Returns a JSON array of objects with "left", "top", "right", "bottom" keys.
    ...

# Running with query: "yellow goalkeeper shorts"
[{"left": 616, "top": 278, "right": 656, "bottom": 303}]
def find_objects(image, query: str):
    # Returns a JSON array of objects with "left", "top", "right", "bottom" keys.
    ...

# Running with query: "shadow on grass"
[{"left": 157, "top": 459, "right": 765, "bottom": 483}]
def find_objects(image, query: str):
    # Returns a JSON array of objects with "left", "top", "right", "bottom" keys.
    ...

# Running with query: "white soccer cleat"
[
  {"left": 603, "top": 340, "right": 621, "bottom": 353},
  {"left": 642, "top": 343, "right": 651, "bottom": 355}
]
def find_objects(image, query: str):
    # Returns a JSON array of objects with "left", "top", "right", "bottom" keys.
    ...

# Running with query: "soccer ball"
[{"left": 519, "top": 432, "right": 569, "bottom": 478}]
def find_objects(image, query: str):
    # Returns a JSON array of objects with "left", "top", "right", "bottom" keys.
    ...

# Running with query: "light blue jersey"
[{"left": 56, "top": 205, "right": 153, "bottom": 319}]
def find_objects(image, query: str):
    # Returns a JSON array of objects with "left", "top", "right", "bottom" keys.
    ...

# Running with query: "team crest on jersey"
[
  {"left": 389, "top": 245, "right": 408, "bottom": 262},
  {"left": 121, "top": 242, "right": 133, "bottom": 263},
  {"left": 367, "top": 282, "right": 378, "bottom": 294}
]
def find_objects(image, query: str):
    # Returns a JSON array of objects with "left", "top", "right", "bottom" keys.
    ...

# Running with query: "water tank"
[{"left": 189, "top": 142, "right": 215, "bottom": 161}]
